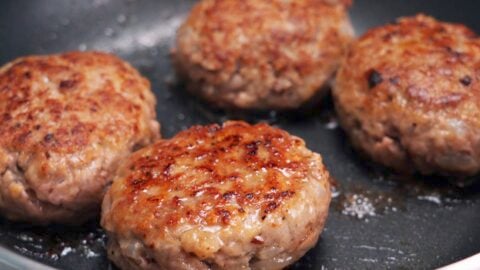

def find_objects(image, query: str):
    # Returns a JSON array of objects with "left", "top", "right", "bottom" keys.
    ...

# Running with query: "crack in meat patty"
[
  {"left": 101, "top": 121, "right": 331, "bottom": 270},
  {"left": 0, "top": 51, "right": 160, "bottom": 224}
]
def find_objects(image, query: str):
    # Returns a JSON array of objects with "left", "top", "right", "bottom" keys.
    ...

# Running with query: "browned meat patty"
[
  {"left": 101, "top": 121, "right": 331, "bottom": 270},
  {"left": 0, "top": 51, "right": 160, "bottom": 224},
  {"left": 333, "top": 14, "right": 480, "bottom": 177},
  {"left": 173, "top": 0, "right": 353, "bottom": 110}
]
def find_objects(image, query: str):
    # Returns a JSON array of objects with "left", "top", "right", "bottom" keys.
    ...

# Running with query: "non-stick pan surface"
[{"left": 0, "top": 0, "right": 479, "bottom": 269}]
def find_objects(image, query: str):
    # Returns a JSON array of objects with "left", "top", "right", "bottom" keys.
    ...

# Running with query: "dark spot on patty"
[
  {"left": 131, "top": 178, "right": 145, "bottom": 186},
  {"left": 445, "top": 46, "right": 462, "bottom": 58},
  {"left": 264, "top": 202, "right": 278, "bottom": 214},
  {"left": 281, "top": 190, "right": 295, "bottom": 197},
  {"left": 222, "top": 191, "right": 235, "bottom": 200},
  {"left": 2, "top": 113, "right": 11, "bottom": 121},
  {"left": 460, "top": 75, "right": 472, "bottom": 86},
  {"left": 367, "top": 69, "right": 383, "bottom": 89},
  {"left": 59, "top": 79, "right": 77, "bottom": 90},
  {"left": 389, "top": 76, "right": 400, "bottom": 85},
  {"left": 44, "top": 133, "right": 54, "bottom": 143},
  {"left": 16, "top": 162, "right": 24, "bottom": 173},
  {"left": 245, "top": 141, "right": 260, "bottom": 156},
  {"left": 217, "top": 209, "right": 231, "bottom": 224}
]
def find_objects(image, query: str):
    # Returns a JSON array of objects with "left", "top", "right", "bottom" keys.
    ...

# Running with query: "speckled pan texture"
[{"left": 0, "top": 0, "right": 479, "bottom": 269}]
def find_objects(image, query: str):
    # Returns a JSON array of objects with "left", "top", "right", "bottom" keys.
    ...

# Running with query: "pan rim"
[{"left": 0, "top": 245, "right": 56, "bottom": 270}]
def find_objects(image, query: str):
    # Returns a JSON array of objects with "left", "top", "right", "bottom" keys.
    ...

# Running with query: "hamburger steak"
[
  {"left": 101, "top": 121, "right": 331, "bottom": 270},
  {"left": 174, "top": 0, "right": 354, "bottom": 110},
  {"left": 333, "top": 14, "right": 480, "bottom": 178},
  {"left": 0, "top": 51, "right": 160, "bottom": 224}
]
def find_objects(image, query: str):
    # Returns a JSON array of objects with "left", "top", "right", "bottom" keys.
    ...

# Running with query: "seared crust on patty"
[
  {"left": 102, "top": 121, "right": 331, "bottom": 270},
  {"left": 174, "top": 0, "right": 353, "bottom": 109},
  {"left": 333, "top": 14, "right": 480, "bottom": 177},
  {"left": 0, "top": 51, "right": 160, "bottom": 224}
]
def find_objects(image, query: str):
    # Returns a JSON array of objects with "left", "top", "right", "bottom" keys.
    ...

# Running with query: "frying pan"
[{"left": 0, "top": 0, "right": 480, "bottom": 269}]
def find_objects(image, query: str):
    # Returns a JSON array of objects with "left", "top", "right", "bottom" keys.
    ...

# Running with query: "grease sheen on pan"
[
  {"left": 0, "top": 52, "right": 160, "bottom": 224},
  {"left": 174, "top": 0, "right": 353, "bottom": 110},
  {"left": 333, "top": 14, "right": 480, "bottom": 177},
  {"left": 101, "top": 121, "right": 331, "bottom": 270}
]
